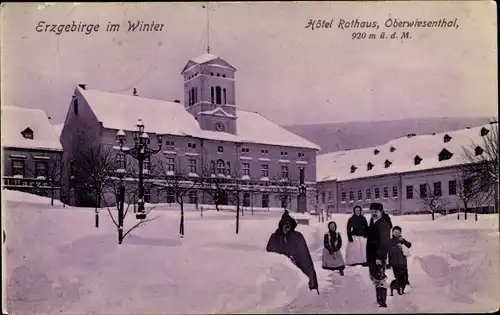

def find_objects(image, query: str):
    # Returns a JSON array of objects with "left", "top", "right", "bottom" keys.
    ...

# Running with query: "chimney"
[
  {"left": 78, "top": 84, "right": 86, "bottom": 90},
  {"left": 133, "top": 88, "right": 138, "bottom": 96},
  {"left": 174, "top": 100, "right": 180, "bottom": 103}
]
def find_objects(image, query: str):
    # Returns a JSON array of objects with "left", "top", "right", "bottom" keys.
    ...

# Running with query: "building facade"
[
  {"left": 59, "top": 53, "right": 320, "bottom": 211},
  {"left": 2, "top": 106, "right": 63, "bottom": 199},
  {"left": 317, "top": 124, "right": 498, "bottom": 215}
]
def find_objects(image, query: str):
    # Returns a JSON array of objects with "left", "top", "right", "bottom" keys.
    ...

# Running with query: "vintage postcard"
[{"left": 1, "top": 1, "right": 498, "bottom": 314}]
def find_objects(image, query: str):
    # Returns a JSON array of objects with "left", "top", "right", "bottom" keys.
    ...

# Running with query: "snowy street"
[{"left": 4, "top": 190, "right": 500, "bottom": 314}]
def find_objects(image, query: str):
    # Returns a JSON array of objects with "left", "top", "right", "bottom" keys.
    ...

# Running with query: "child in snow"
[
  {"left": 322, "top": 221, "right": 346, "bottom": 276},
  {"left": 387, "top": 226, "right": 412, "bottom": 294}
]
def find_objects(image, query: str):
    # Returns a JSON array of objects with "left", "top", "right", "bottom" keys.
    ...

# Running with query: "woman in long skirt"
[
  {"left": 345, "top": 205, "right": 369, "bottom": 266},
  {"left": 322, "top": 221, "right": 346, "bottom": 276}
]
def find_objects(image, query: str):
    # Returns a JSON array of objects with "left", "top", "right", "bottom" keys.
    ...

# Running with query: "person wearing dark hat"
[
  {"left": 366, "top": 202, "right": 391, "bottom": 308},
  {"left": 266, "top": 210, "right": 319, "bottom": 293},
  {"left": 346, "top": 205, "right": 369, "bottom": 266},
  {"left": 387, "top": 225, "right": 412, "bottom": 293},
  {"left": 369, "top": 206, "right": 393, "bottom": 230}
]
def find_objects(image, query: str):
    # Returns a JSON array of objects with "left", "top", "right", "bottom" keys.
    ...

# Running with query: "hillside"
[{"left": 284, "top": 117, "right": 493, "bottom": 154}]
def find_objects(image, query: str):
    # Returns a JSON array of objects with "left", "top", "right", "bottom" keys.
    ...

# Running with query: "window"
[
  {"left": 384, "top": 160, "right": 392, "bottom": 168},
  {"left": 261, "top": 149, "right": 268, "bottom": 154},
  {"left": 406, "top": 185, "right": 413, "bottom": 199},
  {"left": 383, "top": 186, "right": 389, "bottom": 198},
  {"left": 217, "top": 73, "right": 220, "bottom": 77},
  {"left": 188, "top": 142, "right": 197, "bottom": 149},
  {"left": 21, "top": 128, "right": 33, "bottom": 139},
  {"left": 414, "top": 155, "right": 423, "bottom": 165},
  {"left": 392, "top": 185, "right": 398, "bottom": 198},
  {"left": 350, "top": 165, "right": 357, "bottom": 173},
  {"left": 73, "top": 98, "right": 78, "bottom": 115},
  {"left": 419, "top": 184, "right": 427, "bottom": 198},
  {"left": 298, "top": 152, "right": 305, "bottom": 158},
  {"left": 165, "top": 140, "right": 175, "bottom": 147},
  {"left": 464, "top": 178, "right": 473, "bottom": 194},
  {"left": 280, "top": 165, "right": 289, "bottom": 178},
  {"left": 321, "top": 192, "right": 326, "bottom": 203},
  {"left": 328, "top": 191, "right": 334, "bottom": 203},
  {"left": 189, "top": 191, "right": 197, "bottom": 204},
  {"left": 261, "top": 164, "right": 269, "bottom": 177},
  {"left": 116, "top": 153, "right": 126, "bottom": 169},
  {"left": 217, "top": 159, "right": 225, "bottom": 174},
  {"left": 144, "top": 189, "right": 151, "bottom": 203},
  {"left": 241, "top": 148, "right": 249, "bottom": 153},
  {"left": 143, "top": 156, "right": 151, "bottom": 171},
  {"left": 374, "top": 187, "right": 380, "bottom": 199},
  {"left": 349, "top": 190, "right": 354, "bottom": 202},
  {"left": 210, "top": 160, "right": 216, "bottom": 173},
  {"left": 367, "top": 162, "right": 374, "bottom": 171},
  {"left": 438, "top": 149, "right": 453, "bottom": 161},
  {"left": 365, "top": 188, "right": 371, "bottom": 200},
  {"left": 166, "top": 189, "right": 175, "bottom": 203},
  {"left": 189, "top": 159, "right": 197, "bottom": 173},
  {"left": 242, "top": 163, "right": 250, "bottom": 176},
  {"left": 357, "top": 189, "right": 363, "bottom": 201},
  {"left": 223, "top": 88, "right": 227, "bottom": 104},
  {"left": 167, "top": 157, "right": 175, "bottom": 171},
  {"left": 217, "top": 146, "right": 224, "bottom": 153},
  {"left": 280, "top": 151, "right": 288, "bottom": 156},
  {"left": 226, "top": 161, "right": 231, "bottom": 175},
  {"left": 390, "top": 146, "right": 396, "bottom": 152},
  {"left": 448, "top": 180, "right": 457, "bottom": 195},
  {"left": 443, "top": 134, "right": 452, "bottom": 143},
  {"left": 480, "top": 127, "right": 490, "bottom": 137},
  {"left": 210, "top": 72, "right": 214, "bottom": 76},
  {"left": 12, "top": 160, "right": 25, "bottom": 177},
  {"left": 434, "top": 182, "right": 442, "bottom": 197},
  {"left": 215, "top": 86, "right": 222, "bottom": 104},
  {"left": 262, "top": 193, "right": 269, "bottom": 208},
  {"left": 243, "top": 192, "right": 251, "bottom": 207},
  {"left": 211, "top": 87, "right": 215, "bottom": 103},
  {"left": 341, "top": 191, "right": 347, "bottom": 202},
  {"left": 374, "top": 149, "right": 380, "bottom": 155},
  {"left": 222, "top": 74, "right": 226, "bottom": 78},
  {"left": 475, "top": 146, "right": 484, "bottom": 156}
]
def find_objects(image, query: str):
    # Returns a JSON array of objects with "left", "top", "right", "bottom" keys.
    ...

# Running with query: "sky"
[{"left": 1, "top": 1, "right": 497, "bottom": 126}]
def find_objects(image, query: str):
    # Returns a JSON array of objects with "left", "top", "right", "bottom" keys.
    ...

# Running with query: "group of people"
[{"left": 266, "top": 202, "right": 412, "bottom": 308}]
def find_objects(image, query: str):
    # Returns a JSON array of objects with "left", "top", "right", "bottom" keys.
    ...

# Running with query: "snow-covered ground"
[{"left": 3, "top": 190, "right": 499, "bottom": 314}]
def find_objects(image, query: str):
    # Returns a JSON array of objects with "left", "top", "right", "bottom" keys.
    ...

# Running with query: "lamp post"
[{"left": 116, "top": 119, "right": 164, "bottom": 220}]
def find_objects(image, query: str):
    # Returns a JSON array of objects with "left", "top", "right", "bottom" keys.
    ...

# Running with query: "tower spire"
[{"left": 205, "top": 2, "right": 210, "bottom": 54}]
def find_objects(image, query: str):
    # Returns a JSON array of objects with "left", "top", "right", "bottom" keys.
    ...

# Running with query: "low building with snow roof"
[
  {"left": 2, "top": 106, "right": 63, "bottom": 200},
  {"left": 59, "top": 53, "right": 320, "bottom": 209},
  {"left": 316, "top": 123, "right": 498, "bottom": 215}
]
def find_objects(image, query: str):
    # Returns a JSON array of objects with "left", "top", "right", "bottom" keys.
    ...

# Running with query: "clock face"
[{"left": 215, "top": 122, "right": 225, "bottom": 131}]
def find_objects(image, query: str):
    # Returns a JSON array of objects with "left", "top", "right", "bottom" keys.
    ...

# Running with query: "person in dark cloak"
[
  {"left": 366, "top": 202, "right": 391, "bottom": 308},
  {"left": 266, "top": 210, "right": 319, "bottom": 293}
]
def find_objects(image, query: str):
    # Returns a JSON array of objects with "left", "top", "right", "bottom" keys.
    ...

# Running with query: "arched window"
[
  {"left": 217, "top": 159, "right": 225, "bottom": 174},
  {"left": 194, "top": 87, "right": 197, "bottom": 104},
  {"left": 215, "top": 86, "right": 222, "bottom": 104},
  {"left": 211, "top": 87, "right": 215, "bottom": 104},
  {"left": 226, "top": 161, "right": 231, "bottom": 175},
  {"left": 188, "top": 89, "right": 192, "bottom": 106},
  {"left": 210, "top": 161, "right": 216, "bottom": 173},
  {"left": 223, "top": 88, "right": 227, "bottom": 104}
]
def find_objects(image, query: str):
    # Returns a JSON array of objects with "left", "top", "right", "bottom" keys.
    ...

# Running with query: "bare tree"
[
  {"left": 461, "top": 121, "right": 499, "bottom": 216},
  {"left": 415, "top": 183, "right": 451, "bottom": 221},
  {"left": 155, "top": 158, "right": 198, "bottom": 237},
  {"left": 455, "top": 174, "right": 477, "bottom": 221},
  {"left": 42, "top": 155, "right": 65, "bottom": 206},
  {"left": 272, "top": 174, "right": 299, "bottom": 212},
  {"left": 200, "top": 162, "right": 227, "bottom": 212},
  {"left": 225, "top": 171, "right": 248, "bottom": 234}
]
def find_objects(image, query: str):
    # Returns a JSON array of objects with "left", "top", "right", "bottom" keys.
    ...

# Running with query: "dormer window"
[
  {"left": 367, "top": 162, "right": 374, "bottom": 171},
  {"left": 414, "top": 155, "right": 423, "bottom": 165},
  {"left": 389, "top": 146, "right": 396, "bottom": 153},
  {"left": 443, "top": 134, "right": 452, "bottom": 143},
  {"left": 21, "top": 127, "right": 33, "bottom": 139},
  {"left": 480, "top": 127, "right": 490, "bottom": 137},
  {"left": 438, "top": 148, "right": 453, "bottom": 161},
  {"left": 73, "top": 97, "right": 78, "bottom": 115},
  {"left": 384, "top": 160, "right": 392, "bottom": 168},
  {"left": 241, "top": 148, "right": 250, "bottom": 153},
  {"left": 350, "top": 165, "right": 357, "bottom": 173},
  {"left": 374, "top": 149, "right": 380, "bottom": 155},
  {"left": 475, "top": 146, "right": 484, "bottom": 156}
]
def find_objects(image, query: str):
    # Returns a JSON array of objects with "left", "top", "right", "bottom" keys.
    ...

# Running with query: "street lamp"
[{"left": 116, "top": 118, "right": 164, "bottom": 220}]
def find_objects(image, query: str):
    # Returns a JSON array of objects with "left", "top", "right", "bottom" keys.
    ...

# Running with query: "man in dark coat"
[
  {"left": 366, "top": 202, "right": 391, "bottom": 308},
  {"left": 267, "top": 210, "right": 319, "bottom": 293},
  {"left": 369, "top": 208, "right": 393, "bottom": 229}
]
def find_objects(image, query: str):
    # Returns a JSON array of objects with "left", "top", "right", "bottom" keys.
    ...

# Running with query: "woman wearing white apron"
[
  {"left": 322, "top": 221, "right": 346, "bottom": 276},
  {"left": 346, "top": 205, "right": 369, "bottom": 266}
]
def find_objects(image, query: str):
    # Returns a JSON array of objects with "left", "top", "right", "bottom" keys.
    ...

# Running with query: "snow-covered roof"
[
  {"left": 191, "top": 53, "right": 219, "bottom": 64},
  {"left": 317, "top": 124, "right": 496, "bottom": 182},
  {"left": 53, "top": 123, "right": 64, "bottom": 138},
  {"left": 181, "top": 53, "right": 237, "bottom": 74},
  {"left": 1, "top": 106, "right": 63, "bottom": 151},
  {"left": 78, "top": 87, "right": 320, "bottom": 150}
]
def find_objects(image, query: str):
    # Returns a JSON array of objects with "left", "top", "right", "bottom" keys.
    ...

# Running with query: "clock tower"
[{"left": 181, "top": 53, "right": 238, "bottom": 135}]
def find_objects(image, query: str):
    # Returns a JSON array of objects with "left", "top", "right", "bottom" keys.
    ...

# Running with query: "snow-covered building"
[
  {"left": 1, "top": 106, "right": 63, "bottom": 199},
  {"left": 59, "top": 53, "right": 320, "bottom": 209},
  {"left": 317, "top": 123, "right": 498, "bottom": 215}
]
